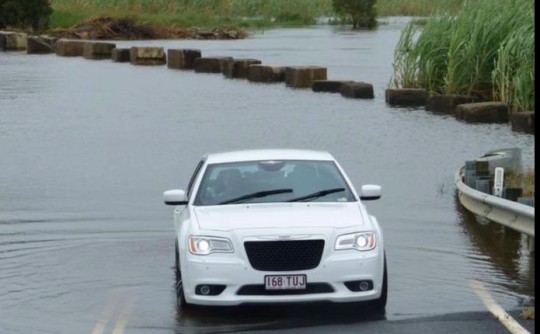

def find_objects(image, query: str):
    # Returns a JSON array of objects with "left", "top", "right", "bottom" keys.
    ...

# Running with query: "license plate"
[{"left": 264, "top": 275, "right": 307, "bottom": 290}]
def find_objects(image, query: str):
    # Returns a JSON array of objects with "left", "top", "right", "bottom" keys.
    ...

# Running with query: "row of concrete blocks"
[
  {"left": 383, "top": 88, "right": 534, "bottom": 134},
  {"left": 2, "top": 32, "right": 534, "bottom": 132},
  {"left": 50, "top": 39, "right": 377, "bottom": 96}
]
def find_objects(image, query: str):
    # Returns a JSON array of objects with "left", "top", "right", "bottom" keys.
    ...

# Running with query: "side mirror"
[
  {"left": 359, "top": 185, "right": 381, "bottom": 201},
  {"left": 163, "top": 189, "right": 188, "bottom": 205}
]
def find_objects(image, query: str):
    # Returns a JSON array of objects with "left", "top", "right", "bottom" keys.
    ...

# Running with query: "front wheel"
[
  {"left": 372, "top": 254, "right": 388, "bottom": 312},
  {"left": 175, "top": 240, "right": 189, "bottom": 308}
]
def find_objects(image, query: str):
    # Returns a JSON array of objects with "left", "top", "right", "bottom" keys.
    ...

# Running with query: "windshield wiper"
[
  {"left": 219, "top": 188, "right": 293, "bottom": 205},
  {"left": 287, "top": 188, "right": 345, "bottom": 202}
]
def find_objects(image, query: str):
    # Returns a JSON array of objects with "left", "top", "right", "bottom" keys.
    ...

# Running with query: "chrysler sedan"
[{"left": 163, "top": 149, "right": 387, "bottom": 311}]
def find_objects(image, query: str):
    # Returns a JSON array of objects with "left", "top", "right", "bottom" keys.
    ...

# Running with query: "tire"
[
  {"left": 372, "top": 253, "right": 388, "bottom": 312},
  {"left": 174, "top": 240, "right": 180, "bottom": 277},
  {"left": 175, "top": 240, "right": 189, "bottom": 308}
]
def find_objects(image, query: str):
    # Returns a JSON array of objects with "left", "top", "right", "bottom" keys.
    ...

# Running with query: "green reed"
[
  {"left": 390, "top": 0, "right": 534, "bottom": 112},
  {"left": 376, "top": 0, "right": 463, "bottom": 16}
]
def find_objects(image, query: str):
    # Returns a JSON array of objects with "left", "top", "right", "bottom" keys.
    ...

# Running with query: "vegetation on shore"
[
  {"left": 390, "top": 0, "right": 534, "bottom": 113},
  {"left": 506, "top": 168, "right": 535, "bottom": 198},
  {"left": 49, "top": 0, "right": 464, "bottom": 30},
  {"left": 0, "top": 0, "right": 52, "bottom": 30},
  {"left": 2, "top": 0, "right": 466, "bottom": 38}
]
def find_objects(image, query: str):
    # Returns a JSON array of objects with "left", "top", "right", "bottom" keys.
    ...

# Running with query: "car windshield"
[{"left": 193, "top": 160, "right": 356, "bottom": 206}]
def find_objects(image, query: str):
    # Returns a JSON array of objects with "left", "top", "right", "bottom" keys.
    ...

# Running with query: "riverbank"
[{"left": 48, "top": 16, "right": 248, "bottom": 40}]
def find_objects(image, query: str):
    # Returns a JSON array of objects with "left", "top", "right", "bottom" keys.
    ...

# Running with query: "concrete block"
[
  {"left": 247, "top": 65, "right": 286, "bottom": 83},
  {"left": 83, "top": 42, "right": 116, "bottom": 60},
  {"left": 112, "top": 48, "right": 131, "bottom": 62},
  {"left": 504, "top": 188, "right": 523, "bottom": 202},
  {"left": 385, "top": 88, "right": 427, "bottom": 107},
  {"left": 194, "top": 56, "right": 233, "bottom": 73},
  {"left": 222, "top": 58, "right": 262, "bottom": 78},
  {"left": 426, "top": 94, "right": 476, "bottom": 114},
  {"left": 0, "top": 31, "right": 27, "bottom": 51},
  {"left": 455, "top": 102, "right": 509, "bottom": 123},
  {"left": 312, "top": 80, "right": 354, "bottom": 93},
  {"left": 340, "top": 82, "right": 374, "bottom": 99},
  {"left": 167, "top": 49, "right": 202, "bottom": 69},
  {"left": 285, "top": 66, "right": 327, "bottom": 88},
  {"left": 26, "top": 36, "right": 53, "bottom": 54},
  {"left": 510, "top": 111, "right": 534, "bottom": 134},
  {"left": 130, "top": 47, "right": 166, "bottom": 65},
  {"left": 56, "top": 39, "right": 87, "bottom": 57}
]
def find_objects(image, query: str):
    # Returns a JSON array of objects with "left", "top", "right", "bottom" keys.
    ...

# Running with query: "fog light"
[
  {"left": 200, "top": 285, "right": 211, "bottom": 295},
  {"left": 195, "top": 284, "right": 226, "bottom": 296},
  {"left": 359, "top": 281, "right": 370, "bottom": 291},
  {"left": 344, "top": 280, "right": 373, "bottom": 292}
]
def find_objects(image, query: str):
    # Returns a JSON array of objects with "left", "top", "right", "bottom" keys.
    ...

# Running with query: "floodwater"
[{"left": 0, "top": 18, "right": 535, "bottom": 333}]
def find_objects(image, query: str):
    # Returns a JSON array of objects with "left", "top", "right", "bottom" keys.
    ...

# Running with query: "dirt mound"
[{"left": 51, "top": 16, "right": 248, "bottom": 40}]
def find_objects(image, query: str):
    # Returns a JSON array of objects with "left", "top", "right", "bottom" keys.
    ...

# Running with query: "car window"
[
  {"left": 193, "top": 160, "right": 356, "bottom": 206},
  {"left": 187, "top": 159, "right": 205, "bottom": 199}
]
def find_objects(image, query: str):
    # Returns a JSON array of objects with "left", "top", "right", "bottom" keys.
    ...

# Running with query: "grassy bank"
[
  {"left": 50, "top": 0, "right": 464, "bottom": 29},
  {"left": 507, "top": 168, "right": 535, "bottom": 198},
  {"left": 50, "top": 0, "right": 333, "bottom": 29},
  {"left": 390, "top": 0, "right": 534, "bottom": 113}
]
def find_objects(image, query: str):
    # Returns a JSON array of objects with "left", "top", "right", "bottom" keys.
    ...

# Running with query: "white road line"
[
  {"left": 91, "top": 294, "right": 119, "bottom": 334},
  {"left": 471, "top": 280, "right": 530, "bottom": 334}
]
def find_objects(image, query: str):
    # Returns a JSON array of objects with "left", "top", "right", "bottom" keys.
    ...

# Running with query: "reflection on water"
[
  {"left": 455, "top": 193, "right": 535, "bottom": 304},
  {"left": 174, "top": 296, "right": 385, "bottom": 334}
]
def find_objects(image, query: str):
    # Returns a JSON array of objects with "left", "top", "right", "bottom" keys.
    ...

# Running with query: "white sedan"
[{"left": 163, "top": 149, "right": 387, "bottom": 311}]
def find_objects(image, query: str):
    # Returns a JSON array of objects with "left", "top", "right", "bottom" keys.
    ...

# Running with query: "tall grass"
[
  {"left": 389, "top": 0, "right": 535, "bottom": 113},
  {"left": 376, "top": 0, "right": 464, "bottom": 16},
  {"left": 506, "top": 168, "right": 535, "bottom": 198}
]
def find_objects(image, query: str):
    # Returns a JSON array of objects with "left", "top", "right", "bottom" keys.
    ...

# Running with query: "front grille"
[
  {"left": 237, "top": 283, "right": 333, "bottom": 295},
  {"left": 244, "top": 240, "right": 325, "bottom": 271}
]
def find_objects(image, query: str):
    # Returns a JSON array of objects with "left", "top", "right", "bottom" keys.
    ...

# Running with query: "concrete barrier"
[
  {"left": 385, "top": 88, "right": 426, "bottom": 107},
  {"left": 285, "top": 66, "right": 327, "bottom": 88},
  {"left": 510, "top": 111, "right": 535, "bottom": 134},
  {"left": 455, "top": 102, "right": 509, "bottom": 123},
  {"left": 426, "top": 94, "right": 476, "bottom": 114},
  {"left": 112, "top": 48, "right": 131, "bottom": 62},
  {"left": 26, "top": 36, "right": 53, "bottom": 54},
  {"left": 340, "top": 82, "right": 374, "bottom": 99},
  {"left": 0, "top": 31, "right": 27, "bottom": 51},
  {"left": 83, "top": 42, "right": 116, "bottom": 60},
  {"left": 222, "top": 58, "right": 262, "bottom": 79},
  {"left": 56, "top": 39, "right": 87, "bottom": 57},
  {"left": 247, "top": 65, "right": 286, "bottom": 83},
  {"left": 167, "top": 49, "right": 202, "bottom": 69},
  {"left": 130, "top": 47, "right": 166, "bottom": 65},
  {"left": 312, "top": 80, "right": 354, "bottom": 93},
  {"left": 194, "top": 56, "right": 232, "bottom": 73}
]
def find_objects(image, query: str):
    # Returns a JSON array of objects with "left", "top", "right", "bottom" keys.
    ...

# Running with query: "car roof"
[{"left": 204, "top": 149, "right": 335, "bottom": 164}]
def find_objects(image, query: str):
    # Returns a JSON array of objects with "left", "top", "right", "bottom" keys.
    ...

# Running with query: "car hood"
[{"left": 192, "top": 203, "right": 367, "bottom": 231}]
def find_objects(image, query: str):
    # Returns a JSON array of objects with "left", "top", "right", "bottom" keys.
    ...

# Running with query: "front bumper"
[{"left": 181, "top": 249, "right": 383, "bottom": 306}]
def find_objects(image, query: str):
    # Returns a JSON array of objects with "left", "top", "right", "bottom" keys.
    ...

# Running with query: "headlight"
[
  {"left": 188, "top": 236, "right": 234, "bottom": 255},
  {"left": 335, "top": 232, "right": 377, "bottom": 251}
]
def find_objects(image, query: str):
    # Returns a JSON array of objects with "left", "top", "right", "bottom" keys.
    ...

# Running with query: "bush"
[
  {"left": 0, "top": 0, "right": 53, "bottom": 30},
  {"left": 332, "top": 0, "right": 377, "bottom": 29}
]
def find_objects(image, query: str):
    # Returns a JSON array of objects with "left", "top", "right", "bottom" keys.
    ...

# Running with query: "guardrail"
[{"left": 455, "top": 167, "right": 535, "bottom": 252}]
